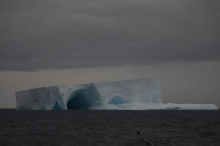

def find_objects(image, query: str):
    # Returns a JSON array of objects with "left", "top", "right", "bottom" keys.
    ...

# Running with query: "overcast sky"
[{"left": 0, "top": 0, "right": 220, "bottom": 108}]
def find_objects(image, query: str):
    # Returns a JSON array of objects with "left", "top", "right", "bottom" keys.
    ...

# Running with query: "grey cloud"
[{"left": 0, "top": 0, "right": 220, "bottom": 71}]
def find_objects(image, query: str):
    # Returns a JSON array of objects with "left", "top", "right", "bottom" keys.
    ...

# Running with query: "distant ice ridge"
[{"left": 16, "top": 78, "right": 219, "bottom": 110}]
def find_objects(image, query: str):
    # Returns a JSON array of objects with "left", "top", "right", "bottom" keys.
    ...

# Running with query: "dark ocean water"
[{"left": 0, "top": 110, "right": 220, "bottom": 146}]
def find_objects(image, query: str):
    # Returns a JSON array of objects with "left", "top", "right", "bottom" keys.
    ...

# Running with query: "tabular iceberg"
[{"left": 16, "top": 78, "right": 218, "bottom": 110}]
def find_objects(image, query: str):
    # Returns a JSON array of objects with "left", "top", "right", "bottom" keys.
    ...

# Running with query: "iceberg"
[{"left": 15, "top": 78, "right": 218, "bottom": 110}]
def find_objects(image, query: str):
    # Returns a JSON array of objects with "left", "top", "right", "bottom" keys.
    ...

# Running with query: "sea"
[{"left": 0, "top": 109, "right": 220, "bottom": 146}]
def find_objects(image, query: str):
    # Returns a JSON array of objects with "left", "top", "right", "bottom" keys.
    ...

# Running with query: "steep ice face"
[
  {"left": 15, "top": 78, "right": 219, "bottom": 110},
  {"left": 16, "top": 86, "right": 65, "bottom": 110},
  {"left": 94, "top": 78, "right": 162, "bottom": 105},
  {"left": 16, "top": 87, "right": 48, "bottom": 110}
]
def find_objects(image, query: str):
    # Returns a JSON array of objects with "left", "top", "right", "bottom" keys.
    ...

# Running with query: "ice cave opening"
[
  {"left": 67, "top": 86, "right": 101, "bottom": 110},
  {"left": 67, "top": 94, "right": 90, "bottom": 110},
  {"left": 108, "top": 96, "right": 129, "bottom": 105}
]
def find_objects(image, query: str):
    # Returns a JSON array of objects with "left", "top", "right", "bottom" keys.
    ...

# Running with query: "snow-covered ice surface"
[{"left": 16, "top": 78, "right": 218, "bottom": 110}]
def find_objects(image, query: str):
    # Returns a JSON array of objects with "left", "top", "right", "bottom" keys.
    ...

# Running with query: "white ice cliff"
[{"left": 15, "top": 78, "right": 218, "bottom": 110}]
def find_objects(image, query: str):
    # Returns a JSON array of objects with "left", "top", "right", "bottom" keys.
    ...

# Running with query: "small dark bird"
[
  {"left": 136, "top": 128, "right": 143, "bottom": 139},
  {"left": 144, "top": 139, "right": 153, "bottom": 146},
  {"left": 136, "top": 128, "right": 153, "bottom": 146}
]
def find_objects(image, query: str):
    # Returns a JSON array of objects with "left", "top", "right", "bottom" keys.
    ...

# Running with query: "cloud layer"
[{"left": 1, "top": 0, "right": 220, "bottom": 71}]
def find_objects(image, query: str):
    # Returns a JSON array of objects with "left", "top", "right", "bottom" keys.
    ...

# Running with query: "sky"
[{"left": 0, "top": 0, "right": 220, "bottom": 108}]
